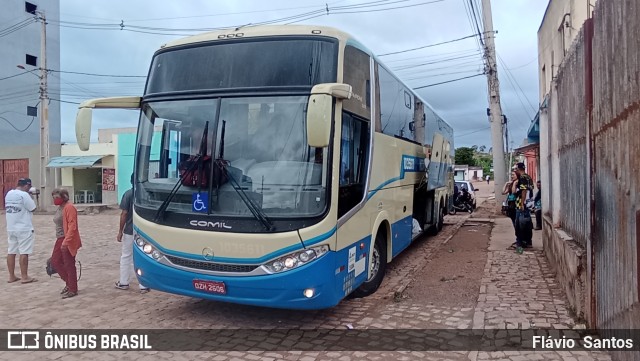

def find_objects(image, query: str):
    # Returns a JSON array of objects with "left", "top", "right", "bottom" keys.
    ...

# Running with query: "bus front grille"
[{"left": 165, "top": 255, "right": 259, "bottom": 273}]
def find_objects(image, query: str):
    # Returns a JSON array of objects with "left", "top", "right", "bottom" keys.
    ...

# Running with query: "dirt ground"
[{"left": 405, "top": 205, "right": 494, "bottom": 307}]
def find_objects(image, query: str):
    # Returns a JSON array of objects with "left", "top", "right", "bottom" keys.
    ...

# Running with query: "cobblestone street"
[{"left": 0, "top": 190, "right": 615, "bottom": 360}]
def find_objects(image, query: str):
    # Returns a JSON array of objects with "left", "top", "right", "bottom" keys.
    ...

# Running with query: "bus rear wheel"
[
  {"left": 352, "top": 232, "right": 387, "bottom": 298},
  {"left": 436, "top": 205, "right": 445, "bottom": 232}
]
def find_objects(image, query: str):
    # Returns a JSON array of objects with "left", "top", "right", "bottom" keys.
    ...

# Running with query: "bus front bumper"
[{"left": 133, "top": 246, "right": 343, "bottom": 310}]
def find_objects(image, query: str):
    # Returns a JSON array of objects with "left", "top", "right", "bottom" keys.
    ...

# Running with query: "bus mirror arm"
[
  {"left": 75, "top": 96, "right": 142, "bottom": 151},
  {"left": 306, "top": 83, "right": 352, "bottom": 148},
  {"left": 310, "top": 83, "right": 352, "bottom": 99}
]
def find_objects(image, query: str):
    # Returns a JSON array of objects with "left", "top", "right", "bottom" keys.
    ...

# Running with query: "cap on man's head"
[
  {"left": 17, "top": 178, "right": 32, "bottom": 186},
  {"left": 516, "top": 162, "right": 526, "bottom": 170}
]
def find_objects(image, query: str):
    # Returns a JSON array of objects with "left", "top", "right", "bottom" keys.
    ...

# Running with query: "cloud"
[{"left": 56, "top": 0, "right": 547, "bottom": 150}]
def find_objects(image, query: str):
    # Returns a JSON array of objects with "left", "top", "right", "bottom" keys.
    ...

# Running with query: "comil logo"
[{"left": 7, "top": 331, "right": 39, "bottom": 349}]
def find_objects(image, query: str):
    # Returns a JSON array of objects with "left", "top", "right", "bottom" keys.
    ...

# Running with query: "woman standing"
[{"left": 51, "top": 188, "right": 82, "bottom": 299}]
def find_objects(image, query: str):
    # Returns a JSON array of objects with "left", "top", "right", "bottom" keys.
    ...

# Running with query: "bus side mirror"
[
  {"left": 306, "top": 83, "right": 352, "bottom": 148},
  {"left": 75, "top": 96, "right": 142, "bottom": 151}
]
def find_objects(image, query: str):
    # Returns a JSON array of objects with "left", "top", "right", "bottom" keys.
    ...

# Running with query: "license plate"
[{"left": 193, "top": 280, "right": 226, "bottom": 295}]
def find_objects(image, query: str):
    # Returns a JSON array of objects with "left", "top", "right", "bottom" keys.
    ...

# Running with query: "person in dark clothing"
[
  {"left": 513, "top": 163, "right": 533, "bottom": 252},
  {"left": 453, "top": 184, "right": 459, "bottom": 205},
  {"left": 115, "top": 174, "right": 150, "bottom": 294},
  {"left": 503, "top": 171, "right": 518, "bottom": 225},
  {"left": 534, "top": 180, "right": 542, "bottom": 230}
]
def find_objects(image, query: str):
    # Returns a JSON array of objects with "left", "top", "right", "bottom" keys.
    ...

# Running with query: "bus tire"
[
  {"left": 436, "top": 204, "right": 445, "bottom": 232},
  {"left": 352, "top": 231, "right": 387, "bottom": 298}
]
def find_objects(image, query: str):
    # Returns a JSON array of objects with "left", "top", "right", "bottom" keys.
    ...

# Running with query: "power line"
[
  {"left": 0, "top": 115, "right": 36, "bottom": 133},
  {"left": 402, "top": 68, "right": 484, "bottom": 81},
  {"left": 505, "top": 57, "right": 538, "bottom": 70},
  {"left": 384, "top": 48, "right": 479, "bottom": 63},
  {"left": 497, "top": 53, "right": 536, "bottom": 115},
  {"left": 456, "top": 126, "right": 491, "bottom": 138},
  {"left": 468, "top": 0, "right": 485, "bottom": 48},
  {"left": 50, "top": 98, "right": 81, "bottom": 105},
  {"left": 50, "top": 0, "right": 450, "bottom": 36},
  {"left": 379, "top": 34, "right": 481, "bottom": 56},
  {"left": 461, "top": 0, "right": 483, "bottom": 53},
  {"left": 412, "top": 73, "right": 485, "bottom": 89},
  {"left": 0, "top": 71, "right": 32, "bottom": 81},
  {"left": 392, "top": 53, "right": 483, "bottom": 71},
  {"left": 0, "top": 18, "right": 37, "bottom": 38},
  {"left": 50, "top": 69, "right": 146, "bottom": 78}
]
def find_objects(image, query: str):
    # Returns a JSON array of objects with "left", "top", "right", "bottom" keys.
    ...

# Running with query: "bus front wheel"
[{"left": 352, "top": 232, "right": 387, "bottom": 298}]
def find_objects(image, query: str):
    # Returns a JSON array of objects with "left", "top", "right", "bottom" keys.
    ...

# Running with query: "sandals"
[
  {"left": 506, "top": 242, "right": 517, "bottom": 250},
  {"left": 60, "top": 286, "right": 69, "bottom": 294},
  {"left": 62, "top": 291, "right": 78, "bottom": 299},
  {"left": 114, "top": 282, "right": 130, "bottom": 290}
]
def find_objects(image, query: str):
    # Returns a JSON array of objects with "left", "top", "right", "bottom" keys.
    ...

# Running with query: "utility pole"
[
  {"left": 37, "top": 10, "right": 51, "bottom": 211},
  {"left": 481, "top": 0, "right": 506, "bottom": 209}
]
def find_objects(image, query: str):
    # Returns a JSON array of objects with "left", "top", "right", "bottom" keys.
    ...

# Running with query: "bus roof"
[
  {"left": 161, "top": 25, "right": 356, "bottom": 50},
  {"left": 159, "top": 25, "right": 454, "bottom": 140}
]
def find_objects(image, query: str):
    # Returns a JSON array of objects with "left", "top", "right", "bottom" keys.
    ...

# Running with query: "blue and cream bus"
[{"left": 75, "top": 25, "right": 454, "bottom": 309}]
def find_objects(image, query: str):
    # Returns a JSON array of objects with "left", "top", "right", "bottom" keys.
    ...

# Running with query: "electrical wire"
[
  {"left": 402, "top": 68, "right": 484, "bottom": 81},
  {"left": 456, "top": 126, "right": 490, "bottom": 138},
  {"left": 469, "top": 0, "right": 485, "bottom": 48},
  {"left": 0, "top": 71, "right": 32, "bottom": 81},
  {"left": 0, "top": 18, "right": 37, "bottom": 38},
  {"left": 379, "top": 34, "right": 481, "bottom": 56},
  {"left": 497, "top": 53, "right": 537, "bottom": 115},
  {"left": 0, "top": 115, "right": 36, "bottom": 132},
  {"left": 49, "top": 0, "right": 450, "bottom": 36},
  {"left": 384, "top": 48, "right": 479, "bottom": 63},
  {"left": 413, "top": 72, "right": 485, "bottom": 89},
  {"left": 49, "top": 69, "right": 146, "bottom": 78},
  {"left": 462, "top": 0, "right": 483, "bottom": 54},
  {"left": 392, "top": 53, "right": 483, "bottom": 71},
  {"left": 49, "top": 98, "right": 81, "bottom": 105}
]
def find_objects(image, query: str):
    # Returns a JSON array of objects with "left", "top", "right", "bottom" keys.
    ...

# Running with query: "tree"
[
  {"left": 479, "top": 145, "right": 486, "bottom": 153},
  {"left": 455, "top": 147, "right": 476, "bottom": 166}
]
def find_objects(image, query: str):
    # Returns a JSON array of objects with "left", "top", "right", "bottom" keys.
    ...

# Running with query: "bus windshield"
[
  {"left": 134, "top": 96, "right": 330, "bottom": 221},
  {"left": 146, "top": 38, "right": 338, "bottom": 94}
]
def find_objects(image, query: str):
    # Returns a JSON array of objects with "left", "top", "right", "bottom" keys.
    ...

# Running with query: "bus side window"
[{"left": 338, "top": 112, "right": 370, "bottom": 218}]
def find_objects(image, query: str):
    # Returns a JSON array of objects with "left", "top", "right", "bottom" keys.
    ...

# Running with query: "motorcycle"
[{"left": 451, "top": 188, "right": 474, "bottom": 214}]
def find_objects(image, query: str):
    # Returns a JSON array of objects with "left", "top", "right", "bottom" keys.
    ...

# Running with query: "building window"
[
  {"left": 26, "top": 54, "right": 37, "bottom": 66},
  {"left": 25, "top": 2, "right": 37, "bottom": 14}
]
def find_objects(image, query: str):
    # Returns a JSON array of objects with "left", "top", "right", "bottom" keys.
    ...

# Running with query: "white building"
[
  {"left": 453, "top": 165, "right": 483, "bottom": 182},
  {"left": 0, "top": 0, "right": 60, "bottom": 209},
  {"left": 538, "top": 0, "right": 597, "bottom": 102}
]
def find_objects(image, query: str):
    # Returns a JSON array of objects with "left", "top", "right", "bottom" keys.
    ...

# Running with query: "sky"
[{"left": 55, "top": 0, "right": 548, "bottom": 150}]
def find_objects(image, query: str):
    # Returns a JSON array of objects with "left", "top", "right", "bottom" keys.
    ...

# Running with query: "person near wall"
[
  {"left": 5, "top": 178, "right": 37, "bottom": 284},
  {"left": 513, "top": 163, "right": 534, "bottom": 253},
  {"left": 534, "top": 180, "right": 542, "bottom": 230},
  {"left": 115, "top": 174, "right": 150, "bottom": 294},
  {"left": 51, "top": 188, "right": 82, "bottom": 298}
]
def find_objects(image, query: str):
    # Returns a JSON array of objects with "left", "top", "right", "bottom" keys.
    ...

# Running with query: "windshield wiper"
[
  {"left": 214, "top": 120, "right": 274, "bottom": 231},
  {"left": 154, "top": 121, "right": 209, "bottom": 222}
]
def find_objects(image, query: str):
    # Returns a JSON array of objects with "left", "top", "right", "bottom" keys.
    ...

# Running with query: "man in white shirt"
[{"left": 5, "top": 178, "right": 37, "bottom": 284}]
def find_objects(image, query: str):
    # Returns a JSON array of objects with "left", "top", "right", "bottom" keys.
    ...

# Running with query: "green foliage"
[
  {"left": 455, "top": 145, "right": 493, "bottom": 176},
  {"left": 475, "top": 154, "right": 493, "bottom": 176},
  {"left": 455, "top": 147, "right": 476, "bottom": 166}
]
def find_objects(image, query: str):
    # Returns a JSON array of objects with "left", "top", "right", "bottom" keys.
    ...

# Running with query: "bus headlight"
[
  {"left": 263, "top": 245, "right": 329, "bottom": 274},
  {"left": 133, "top": 230, "right": 165, "bottom": 261}
]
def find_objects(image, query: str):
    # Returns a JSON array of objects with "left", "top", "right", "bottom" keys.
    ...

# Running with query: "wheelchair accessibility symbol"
[{"left": 192, "top": 192, "right": 209, "bottom": 213}]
